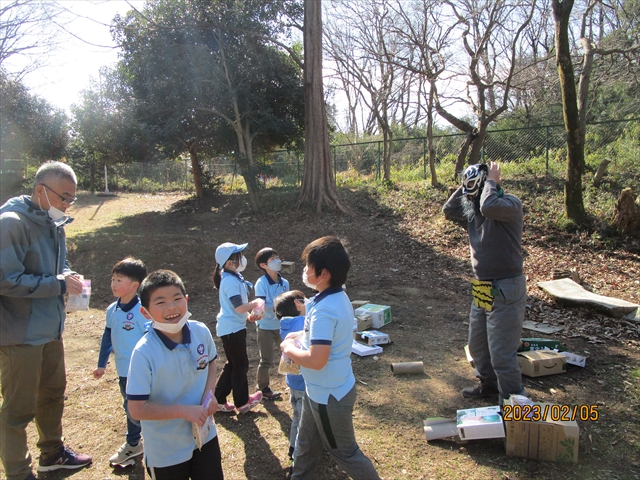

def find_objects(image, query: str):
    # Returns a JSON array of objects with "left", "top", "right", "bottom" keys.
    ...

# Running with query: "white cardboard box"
[
  {"left": 354, "top": 304, "right": 392, "bottom": 328},
  {"left": 456, "top": 406, "right": 505, "bottom": 440},
  {"left": 558, "top": 350, "right": 587, "bottom": 367},
  {"left": 351, "top": 341, "right": 382, "bottom": 357},
  {"left": 354, "top": 330, "right": 390, "bottom": 346}
]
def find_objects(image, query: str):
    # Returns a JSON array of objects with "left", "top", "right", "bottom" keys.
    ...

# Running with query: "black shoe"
[
  {"left": 462, "top": 383, "right": 499, "bottom": 398},
  {"left": 288, "top": 445, "right": 294, "bottom": 460},
  {"left": 37, "top": 446, "right": 92, "bottom": 472},
  {"left": 261, "top": 387, "right": 282, "bottom": 400}
]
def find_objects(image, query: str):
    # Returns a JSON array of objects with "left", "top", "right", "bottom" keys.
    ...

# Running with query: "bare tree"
[
  {"left": 325, "top": 0, "right": 405, "bottom": 182},
  {"left": 0, "top": 0, "right": 65, "bottom": 79},
  {"left": 299, "top": 0, "right": 347, "bottom": 212},
  {"left": 389, "top": 0, "right": 453, "bottom": 186},
  {"left": 432, "top": 0, "right": 538, "bottom": 178}
]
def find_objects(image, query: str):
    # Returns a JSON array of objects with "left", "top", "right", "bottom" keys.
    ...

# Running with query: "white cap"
[{"left": 215, "top": 242, "right": 248, "bottom": 266}]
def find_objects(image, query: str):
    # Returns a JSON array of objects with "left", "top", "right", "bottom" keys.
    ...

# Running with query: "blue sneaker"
[{"left": 37, "top": 446, "right": 92, "bottom": 472}]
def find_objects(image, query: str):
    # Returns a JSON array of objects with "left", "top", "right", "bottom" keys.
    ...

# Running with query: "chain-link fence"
[
  {"left": 332, "top": 118, "right": 638, "bottom": 180},
  {"left": 7, "top": 118, "right": 635, "bottom": 194}
]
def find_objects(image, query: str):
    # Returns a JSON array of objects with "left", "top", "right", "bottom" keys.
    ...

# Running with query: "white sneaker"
[
  {"left": 217, "top": 401, "right": 236, "bottom": 413},
  {"left": 109, "top": 441, "right": 144, "bottom": 465}
]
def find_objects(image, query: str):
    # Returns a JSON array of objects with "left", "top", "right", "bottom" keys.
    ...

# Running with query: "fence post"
[
  {"left": 333, "top": 145, "right": 336, "bottom": 180},
  {"left": 545, "top": 126, "right": 550, "bottom": 176},
  {"left": 377, "top": 141, "right": 381, "bottom": 181},
  {"left": 423, "top": 137, "right": 427, "bottom": 180}
]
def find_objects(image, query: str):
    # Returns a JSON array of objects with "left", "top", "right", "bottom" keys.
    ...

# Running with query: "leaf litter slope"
[{"left": 4, "top": 188, "right": 638, "bottom": 480}]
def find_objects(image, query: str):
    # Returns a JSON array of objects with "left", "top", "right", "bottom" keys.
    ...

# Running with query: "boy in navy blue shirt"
[
  {"left": 274, "top": 290, "right": 307, "bottom": 461},
  {"left": 127, "top": 270, "right": 223, "bottom": 480},
  {"left": 93, "top": 257, "right": 148, "bottom": 466},
  {"left": 254, "top": 247, "right": 289, "bottom": 400}
]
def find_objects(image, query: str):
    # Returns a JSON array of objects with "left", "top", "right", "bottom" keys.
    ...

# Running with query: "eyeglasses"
[{"left": 42, "top": 184, "right": 77, "bottom": 205}]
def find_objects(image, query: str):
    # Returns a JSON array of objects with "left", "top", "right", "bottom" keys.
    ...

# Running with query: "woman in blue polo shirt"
[{"left": 280, "top": 236, "right": 380, "bottom": 480}]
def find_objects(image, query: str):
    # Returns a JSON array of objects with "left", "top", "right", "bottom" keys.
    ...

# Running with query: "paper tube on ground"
[
  {"left": 424, "top": 418, "right": 457, "bottom": 442},
  {"left": 390, "top": 361, "right": 424, "bottom": 375}
]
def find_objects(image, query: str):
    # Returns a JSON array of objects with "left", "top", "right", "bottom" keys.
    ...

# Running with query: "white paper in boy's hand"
[{"left": 192, "top": 390, "right": 215, "bottom": 450}]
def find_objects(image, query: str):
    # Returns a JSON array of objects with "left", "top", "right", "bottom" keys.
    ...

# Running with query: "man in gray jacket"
[
  {"left": 443, "top": 161, "right": 526, "bottom": 403},
  {"left": 0, "top": 162, "right": 92, "bottom": 480}
]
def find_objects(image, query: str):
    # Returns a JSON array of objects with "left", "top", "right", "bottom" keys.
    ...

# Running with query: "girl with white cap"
[{"left": 212, "top": 242, "right": 264, "bottom": 414}]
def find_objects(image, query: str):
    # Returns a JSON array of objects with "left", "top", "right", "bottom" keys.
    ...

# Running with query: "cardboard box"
[
  {"left": 280, "top": 261, "right": 296, "bottom": 274},
  {"left": 517, "top": 350, "right": 567, "bottom": 377},
  {"left": 518, "top": 338, "right": 562, "bottom": 352},
  {"left": 351, "top": 300, "right": 370, "bottom": 310},
  {"left": 355, "top": 314, "right": 372, "bottom": 331},
  {"left": 558, "top": 350, "right": 586, "bottom": 368},
  {"left": 354, "top": 304, "right": 392, "bottom": 328},
  {"left": 456, "top": 406, "right": 505, "bottom": 440},
  {"left": 354, "top": 330, "right": 390, "bottom": 346},
  {"left": 351, "top": 340, "right": 382, "bottom": 357},
  {"left": 505, "top": 400, "right": 579, "bottom": 463}
]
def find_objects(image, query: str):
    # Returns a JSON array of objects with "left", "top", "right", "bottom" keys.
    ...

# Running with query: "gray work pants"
[
  {"left": 291, "top": 385, "right": 380, "bottom": 480},
  {"left": 468, "top": 274, "right": 526, "bottom": 399}
]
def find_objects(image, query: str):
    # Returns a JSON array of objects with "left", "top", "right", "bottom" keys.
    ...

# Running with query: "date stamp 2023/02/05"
[{"left": 503, "top": 404, "right": 600, "bottom": 422}]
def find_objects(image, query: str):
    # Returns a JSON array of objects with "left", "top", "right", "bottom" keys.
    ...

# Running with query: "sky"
[{"left": 4, "top": 1, "right": 145, "bottom": 114}]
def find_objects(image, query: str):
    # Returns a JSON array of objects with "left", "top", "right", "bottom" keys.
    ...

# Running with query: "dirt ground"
[{"left": 2, "top": 187, "right": 639, "bottom": 480}]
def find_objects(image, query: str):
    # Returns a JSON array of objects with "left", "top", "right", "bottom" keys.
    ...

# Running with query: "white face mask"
[
  {"left": 267, "top": 259, "right": 282, "bottom": 272},
  {"left": 236, "top": 255, "right": 247, "bottom": 273},
  {"left": 152, "top": 311, "right": 191, "bottom": 334},
  {"left": 40, "top": 188, "right": 67, "bottom": 222},
  {"left": 302, "top": 270, "right": 319, "bottom": 290}
]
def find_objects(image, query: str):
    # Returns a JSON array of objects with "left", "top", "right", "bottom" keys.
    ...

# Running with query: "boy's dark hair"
[
  {"left": 301, "top": 236, "right": 351, "bottom": 288},
  {"left": 140, "top": 270, "right": 186, "bottom": 308},
  {"left": 212, "top": 252, "right": 243, "bottom": 289},
  {"left": 255, "top": 247, "right": 278, "bottom": 272},
  {"left": 274, "top": 290, "right": 305, "bottom": 319},
  {"left": 112, "top": 257, "right": 147, "bottom": 284}
]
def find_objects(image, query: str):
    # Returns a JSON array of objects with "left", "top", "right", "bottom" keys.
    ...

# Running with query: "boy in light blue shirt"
[
  {"left": 93, "top": 257, "right": 148, "bottom": 466},
  {"left": 281, "top": 237, "right": 380, "bottom": 480},
  {"left": 275, "top": 290, "right": 307, "bottom": 462},
  {"left": 127, "top": 270, "right": 223, "bottom": 480},
  {"left": 254, "top": 247, "right": 289, "bottom": 400}
]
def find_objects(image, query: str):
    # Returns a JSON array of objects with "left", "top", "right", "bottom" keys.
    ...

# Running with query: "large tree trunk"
[
  {"left": 189, "top": 145, "right": 204, "bottom": 198},
  {"left": 552, "top": 0, "right": 586, "bottom": 222},
  {"left": 468, "top": 123, "right": 488, "bottom": 165},
  {"left": 90, "top": 161, "right": 96, "bottom": 192},
  {"left": 453, "top": 130, "right": 476, "bottom": 180},
  {"left": 299, "top": 0, "right": 347, "bottom": 212}
]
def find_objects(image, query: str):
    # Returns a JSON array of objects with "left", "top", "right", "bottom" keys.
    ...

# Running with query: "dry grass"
[{"left": 1, "top": 187, "right": 639, "bottom": 480}]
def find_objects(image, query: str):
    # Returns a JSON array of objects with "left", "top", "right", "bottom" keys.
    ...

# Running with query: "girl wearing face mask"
[{"left": 212, "top": 242, "right": 264, "bottom": 414}]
